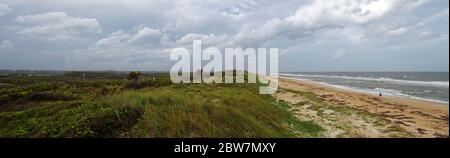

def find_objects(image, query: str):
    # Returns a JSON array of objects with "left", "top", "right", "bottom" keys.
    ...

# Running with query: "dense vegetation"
[{"left": 0, "top": 72, "right": 323, "bottom": 138}]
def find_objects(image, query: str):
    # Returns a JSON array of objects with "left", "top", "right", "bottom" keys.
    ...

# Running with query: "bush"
[
  {"left": 26, "top": 92, "right": 74, "bottom": 102},
  {"left": 124, "top": 77, "right": 173, "bottom": 89}
]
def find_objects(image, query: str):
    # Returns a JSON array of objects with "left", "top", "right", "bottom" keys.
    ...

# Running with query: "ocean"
[{"left": 280, "top": 72, "right": 449, "bottom": 104}]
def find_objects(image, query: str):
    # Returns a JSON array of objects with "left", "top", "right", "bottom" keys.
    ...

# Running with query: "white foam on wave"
[{"left": 279, "top": 73, "right": 449, "bottom": 88}]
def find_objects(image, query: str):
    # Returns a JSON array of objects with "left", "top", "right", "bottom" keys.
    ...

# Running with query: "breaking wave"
[{"left": 280, "top": 73, "right": 449, "bottom": 88}]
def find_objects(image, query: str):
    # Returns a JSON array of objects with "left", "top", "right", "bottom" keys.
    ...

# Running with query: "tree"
[{"left": 127, "top": 71, "right": 142, "bottom": 82}]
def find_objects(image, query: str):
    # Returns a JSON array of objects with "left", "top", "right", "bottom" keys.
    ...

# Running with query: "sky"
[{"left": 0, "top": 0, "right": 448, "bottom": 72}]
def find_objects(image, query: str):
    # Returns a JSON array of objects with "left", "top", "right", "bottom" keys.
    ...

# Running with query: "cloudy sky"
[{"left": 0, "top": 0, "right": 448, "bottom": 71}]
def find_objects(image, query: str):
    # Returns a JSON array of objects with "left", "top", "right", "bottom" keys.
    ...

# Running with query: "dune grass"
[{"left": 0, "top": 73, "right": 324, "bottom": 138}]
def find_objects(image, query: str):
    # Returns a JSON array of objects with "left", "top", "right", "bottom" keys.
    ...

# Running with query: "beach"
[{"left": 275, "top": 77, "right": 449, "bottom": 138}]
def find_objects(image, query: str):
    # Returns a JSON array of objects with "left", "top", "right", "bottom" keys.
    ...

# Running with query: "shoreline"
[
  {"left": 280, "top": 76, "right": 449, "bottom": 105},
  {"left": 276, "top": 77, "right": 449, "bottom": 138}
]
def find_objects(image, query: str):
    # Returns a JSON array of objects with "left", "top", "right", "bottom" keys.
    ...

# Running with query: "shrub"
[
  {"left": 26, "top": 92, "right": 74, "bottom": 102},
  {"left": 127, "top": 71, "right": 142, "bottom": 82}
]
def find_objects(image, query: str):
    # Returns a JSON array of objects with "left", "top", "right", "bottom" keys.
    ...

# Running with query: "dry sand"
[{"left": 274, "top": 77, "right": 449, "bottom": 138}]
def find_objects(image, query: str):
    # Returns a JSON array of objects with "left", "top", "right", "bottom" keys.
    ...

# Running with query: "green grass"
[
  {"left": 282, "top": 88, "right": 321, "bottom": 103},
  {"left": 0, "top": 101, "right": 142, "bottom": 137},
  {"left": 278, "top": 88, "right": 415, "bottom": 138},
  {"left": 267, "top": 97, "right": 324, "bottom": 137},
  {"left": 0, "top": 73, "right": 324, "bottom": 138}
]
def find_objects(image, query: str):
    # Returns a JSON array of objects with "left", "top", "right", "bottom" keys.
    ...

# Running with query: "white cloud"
[
  {"left": 95, "top": 31, "right": 130, "bottom": 47},
  {"left": 83, "top": 25, "right": 230, "bottom": 68},
  {"left": 75, "top": 25, "right": 169, "bottom": 68},
  {"left": 0, "top": 0, "right": 447, "bottom": 71},
  {"left": 0, "top": 40, "right": 13, "bottom": 49},
  {"left": 129, "top": 26, "right": 162, "bottom": 45},
  {"left": 70, "top": 41, "right": 169, "bottom": 70},
  {"left": 331, "top": 48, "right": 348, "bottom": 60},
  {"left": 0, "top": 3, "right": 12, "bottom": 16},
  {"left": 234, "top": 18, "right": 287, "bottom": 47},
  {"left": 416, "top": 8, "right": 449, "bottom": 28},
  {"left": 285, "top": 0, "right": 401, "bottom": 27},
  {"left": 417, "top": 31, "right": 432, "bottom": 37},
  {"left": 233, "top": 0, "right": 433, "bottom": 47},
  {"left": 95, "top": 26, "right": 162, "bottom": 47},
  {"left": 176, "top": 33, "right": 227, "bottom": 47},
  {"left": 14, "top": 12, "right": 101, "bottom": 40},
  {"left": 387, "top": 27, "right": 408, "bottom": 36}
]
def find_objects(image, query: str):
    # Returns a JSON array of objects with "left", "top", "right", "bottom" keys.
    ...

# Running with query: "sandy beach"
[{"left": 275, "top": 77, "right": 449, "bottom": 138}]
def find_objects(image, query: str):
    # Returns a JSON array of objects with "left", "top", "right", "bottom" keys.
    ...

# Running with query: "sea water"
[{"left": 280, "top": 72, "right": 449, "bottom": 104}]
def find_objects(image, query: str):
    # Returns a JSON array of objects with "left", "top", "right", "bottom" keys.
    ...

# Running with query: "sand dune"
[{"left": 275, "top": 77, "right": 449, "bottom": 138}]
